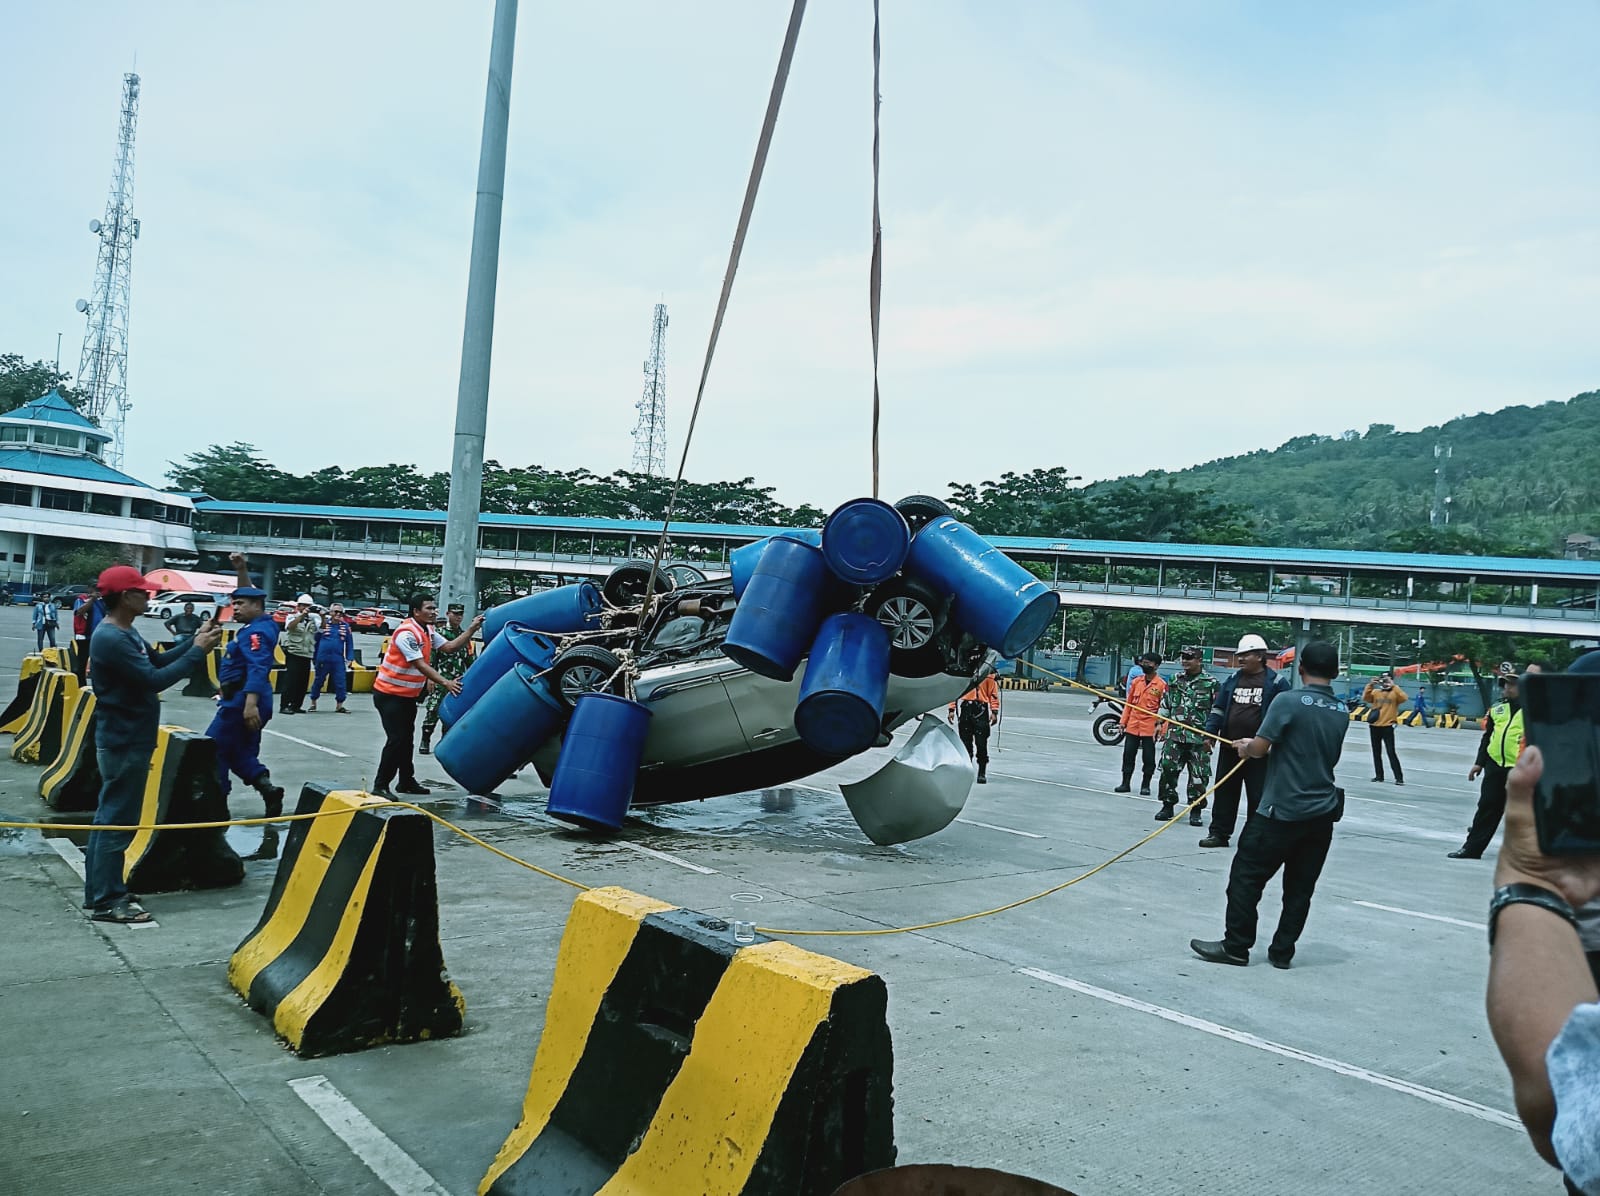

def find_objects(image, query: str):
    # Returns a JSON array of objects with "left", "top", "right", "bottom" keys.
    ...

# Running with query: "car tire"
[
  {"left": 893, "top": 494, "right": 954, "bottom": 533},
  {"left": 549, "top": 645, "right": 627, "bottom": 708},
  {"left": 864, "top": 576, "right": 948, "bottom": 676},
  {"left": 602, "top": 561, "right": 675, "bottom": 608},
  {"left": 663, "top": 563, "right": 708, "bottom": 589}
]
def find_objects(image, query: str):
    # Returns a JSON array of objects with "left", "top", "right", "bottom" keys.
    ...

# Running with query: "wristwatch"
[{"left": 1487, "top": 883, "right": 1578, "bottom": 948}]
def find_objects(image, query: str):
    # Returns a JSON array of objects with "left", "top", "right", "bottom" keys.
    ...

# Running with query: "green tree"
[
  {"left": 0, "top": 353, "right": 83, "bottom": 415},
  {"left": 167, "top": 443, "right": 291, "bottom": 500},
  {"left": 47, "top": 542, "right": 131, "bottom": 586}
]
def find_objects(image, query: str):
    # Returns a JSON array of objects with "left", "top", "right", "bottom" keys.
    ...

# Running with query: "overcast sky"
[{"left": 3, "top": 2, "right": 1595, "bottom": 509}]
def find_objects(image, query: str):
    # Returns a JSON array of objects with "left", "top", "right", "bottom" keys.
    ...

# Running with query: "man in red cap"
[{"left": 83, "top": 565, "right": 221, "bottom": 923}]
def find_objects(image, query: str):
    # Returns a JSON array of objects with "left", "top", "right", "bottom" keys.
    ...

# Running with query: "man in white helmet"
[{"left": 1199, "top": 633, "right": 1290, "bottom": 848}]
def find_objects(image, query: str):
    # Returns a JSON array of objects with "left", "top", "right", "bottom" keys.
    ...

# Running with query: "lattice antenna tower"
[
  {"left": 75, "top": 71, "right": 141, "bottom": 469},
  {"left": 631, "top": 302, "right": 669, "bottom": 476}
]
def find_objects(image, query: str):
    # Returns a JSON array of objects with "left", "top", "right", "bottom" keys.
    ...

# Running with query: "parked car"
[
  {"left": 153, "top": 592, "right": 221, "bottom": 622},
  {"left": 350, "top": 607, "right": 406, "bottom": 634}
]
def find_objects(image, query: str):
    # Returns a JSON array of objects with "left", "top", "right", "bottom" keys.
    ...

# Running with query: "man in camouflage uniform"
[
  {"left": 1156, "top": 645, "right": 1219, "bottom": 825},
  {"left": 420, "top": 602, "right": 475, "bottom": 755}
]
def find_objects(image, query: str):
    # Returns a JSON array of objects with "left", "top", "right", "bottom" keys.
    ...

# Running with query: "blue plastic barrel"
[
  {"left": 722, "top": 533, "right": 831, "bottom": 681},
  {"left": 905, "top": 516, "right": 1061, "bottom": 658},
  {"left": 480, "top": 582, "right": 602, "bottom": 646},
  {"left": 434, "top": 663, "right": 567, "bottom": 795},
  {"left": 821, "top": 498, "right": 910, "bottom": 586},
  {"left": 438, "top": 624, "right": 557, "bottom": 729},
  {"left": 794, "top": 613, "right": 891, "bottom": 757},
  {"left": 546, "top": 693, "right": 652, "bottom": 830},
  {"left": 730, "top": 528, "right": 822, "bottom": 599}
]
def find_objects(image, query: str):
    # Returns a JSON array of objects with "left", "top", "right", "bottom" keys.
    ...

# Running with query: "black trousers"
[
  {"left": 1224, "top": 812, "right": 1335, "bottom": 962},
  {"left": 1461, "top": 763, "right": 1511, "bottom": 856},
  {"left": 958, "top": 717, "right": 991, "bottom": 767},
  {"left": 373, "top": 690, "right": 421, "bottom": 789},
  {"left": 281, "top": 653, "right": 313, "bottom": 713},
  {"left": 1120, "top": 734, "right": 1156, "bottom": 786},
  {"left": 1369, "top": 724, "right": 1404, "bottom": 781},
  {"left": 1209, "top": 745, "right": 1267, "bottom": 839}
]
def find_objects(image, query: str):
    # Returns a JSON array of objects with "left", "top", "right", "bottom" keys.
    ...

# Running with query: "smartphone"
[{"left": 1520, "top": 673, "right": 1600, "bottom": 855}]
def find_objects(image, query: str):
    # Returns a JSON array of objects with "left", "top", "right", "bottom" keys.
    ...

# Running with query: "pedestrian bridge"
[{"left": 191, "top": 500, "right": 1600, "bottom": 638}]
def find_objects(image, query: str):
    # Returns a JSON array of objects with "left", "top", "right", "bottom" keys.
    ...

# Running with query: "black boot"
[
  {"left": 976, "top": 766, "right": 987, "bottom": 784},
  {"left": 1155, "top": 802, "right": 1176, "bottom": 821},
  {"left": 419, "top": 731, "right": 432, "bottom": 756},
  {"left": 252, "top": 772, "right": 285, "bottom": 819}
]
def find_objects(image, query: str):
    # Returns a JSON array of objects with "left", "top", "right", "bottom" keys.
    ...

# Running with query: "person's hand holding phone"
[
  {"left": 193, "top": 617, "right": 222, "bottom": 652},
  {"left": 1496, "top": 746, "right": 1600, "bottom": 910}
]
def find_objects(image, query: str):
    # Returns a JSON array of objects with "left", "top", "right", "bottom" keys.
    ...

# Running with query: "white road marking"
[
  {"left": 264, "top": 728, "right": 349, "bottom": 757},
  {"left": 47, "top": 838, "right": 85, "bottom": 879},
  {"left": 289, "top": 1075, "right": 450, "bottom": 1196},
  {"left": 618, "top": 841, "right": 716, "bottom": 874},
  {"left": 1352, "top": 900, "right": 1485, "bottom": 931},
  {"left": 955, "top": 817, "right": 1045, "bottom": 839},
  {"left": 1018, "top": 968, "right": 1519, "bottom": 1130}
]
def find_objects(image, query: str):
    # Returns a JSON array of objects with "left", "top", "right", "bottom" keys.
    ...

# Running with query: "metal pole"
[{"left": 440, "top": 0, "right": 518, "bottom": 618}]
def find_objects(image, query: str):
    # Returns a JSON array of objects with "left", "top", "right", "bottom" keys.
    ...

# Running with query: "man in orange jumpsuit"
[
  {"left": 1116, "top": 651, "right": 1168, "bottom": 796},
  {"left": 948, "top": 672, "right": 1001, "bottom": 784}
]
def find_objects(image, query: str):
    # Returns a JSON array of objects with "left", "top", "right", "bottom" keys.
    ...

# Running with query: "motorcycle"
[{"left": 1091, "top": 695, "right": 1126, "bottom": 747}]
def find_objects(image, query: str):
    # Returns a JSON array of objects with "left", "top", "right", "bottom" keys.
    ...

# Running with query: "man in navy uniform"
[{"left": 205, "top": 552, "right": 285, "bottom": 816}]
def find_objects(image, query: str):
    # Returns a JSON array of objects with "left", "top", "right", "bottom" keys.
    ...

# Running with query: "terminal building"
[{"left": 0, "top": 389, "right": 196, "bottom": 589}]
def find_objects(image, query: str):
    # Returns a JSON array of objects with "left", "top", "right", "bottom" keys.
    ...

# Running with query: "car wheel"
[
  {"left": 158, "top": 607, "right": 171, "bottom": 620},
  {"left": 893, "top": 494, "right": 954, "bottom": 533},
  {"left": 549, "top": 645, "right": 626, "bottom": 708},
  {"left": 663, "top": 563, "right": 708, "bottom": 588},
  {"left": 603, "top": 561, "right": 675, "bottom": 608},
  {"left": 865, "top": 576, "right": 946, "bottom": 653},
  {"left": 1093, "top": 713, "right": 1125, "bottom": 747}
]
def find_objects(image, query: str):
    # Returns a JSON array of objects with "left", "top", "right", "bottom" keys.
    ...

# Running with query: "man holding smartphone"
[
  {"left": 1362, "top": 671, "right": 1409, "bottom": 783},
  {"left": 1485, "top": 741, "right": 1600, "bottom": 1193}
]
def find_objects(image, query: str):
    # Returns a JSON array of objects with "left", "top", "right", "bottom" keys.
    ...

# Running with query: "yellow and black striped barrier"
[
  {"left": 229, "top": 784, "right": 464, "bottom": 1058},
  {"left": 11, "top": 668, "right": 81, "bottom": 765},
  {"left": 1348, "top": 704, "right": 1370, "bottom": 723},
  {"left": 1397, "top": 709, "right": 1424, "bottom": 727},
  {"left": 39, "top": 688, "right": 99, "bottom": 811},
  {"left": 999, "top": 676, "right": 1045, "bottom": 691},
  {"left": 1436, "top": 712, "right": 1464, "bottom": 729},
  {"left": 183, "top": 648, "right": 285, "bottom": 698},
  {"left": 348, "top": 663, "right": 377, "bottom": 694},
  {"left": 123, "top": 725, "right": 245, "bottom": 894},
  {"left": 480, "top": 886, "right": 894, "bottom": 1196},
  {"left": 0, "top": 653, "right": 46, "bottom": 733}
]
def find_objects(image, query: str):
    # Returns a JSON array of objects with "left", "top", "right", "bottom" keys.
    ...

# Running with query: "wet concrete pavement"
[{"left": 0, "top": 610, "right": 1558, "bottom": 1193}]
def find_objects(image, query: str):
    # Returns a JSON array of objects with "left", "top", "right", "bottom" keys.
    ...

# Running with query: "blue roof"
[
  {"left": 0, "top": 449, "right": 150, "bottom": 487},
  {"left": 4, "top": 390, "right": 106, "bottom": 436},
  {"left": 192, "top": 498, "right": 1600, "bottom": 582}
]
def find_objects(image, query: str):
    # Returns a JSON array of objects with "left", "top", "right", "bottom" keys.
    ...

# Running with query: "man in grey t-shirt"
[{"left": 1191, "top": 640, "right": 1347, "bottom": 969}]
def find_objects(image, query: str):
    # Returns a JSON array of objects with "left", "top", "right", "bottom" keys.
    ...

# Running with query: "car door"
[
  {"left": 633, "top": 658, "right": 747, "bottom": 769},
  {"left": 723, "top": 666, "right": 806, "bottom": 753}
]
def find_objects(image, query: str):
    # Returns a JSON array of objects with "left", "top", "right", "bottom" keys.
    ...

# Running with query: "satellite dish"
[
  {"left": 74, "top": 299, "right": 88, "bottom": 313},
  {"left": 89, "top": 219, "right": 102, "bottom": 233}
]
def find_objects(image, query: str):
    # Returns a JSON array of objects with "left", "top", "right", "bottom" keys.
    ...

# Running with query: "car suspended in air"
[{"left": 431, "top": 495, "right": 1061, "bottom": 844}]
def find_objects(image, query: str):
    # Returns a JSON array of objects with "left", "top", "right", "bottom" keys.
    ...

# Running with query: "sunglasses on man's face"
[{"left": 1180, "top": 653, "right": 1200, "bottom": 660}]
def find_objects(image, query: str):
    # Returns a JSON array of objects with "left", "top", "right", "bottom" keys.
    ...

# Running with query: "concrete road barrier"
[
  {"left": 123, "top": 725, "right": 244, "bottom": 894},
  {"left": 11, "top": 668, "right": 80, "bottom": 765},
  {"left": 39, "top": 689, "right": 99, "bottom": 810},
  {"left": 480, "top": 886, "right": 895, "bottom": 1196},
  {"left": 228, "top": 784, "right": 465, "bottom": 1058},
  {"left": 0, "top": 654, "right": 45, "bottom": 733}
]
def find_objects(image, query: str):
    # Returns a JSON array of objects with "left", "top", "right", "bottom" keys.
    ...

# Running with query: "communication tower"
[
  {"left": 1430, "top": 443, "right": 1452, "bottom": 527},
  {"left": 631, "top": 303, "right": 669, "bottom": 476},
  {"left": 75, "top": 72, "right": 141, "bottom": 469}
]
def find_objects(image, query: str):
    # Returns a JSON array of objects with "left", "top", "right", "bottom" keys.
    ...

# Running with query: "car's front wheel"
[
  {"left": 602, "top": 561, "right": 674, "bottom": 608},
  {"left": 549, "top": 645, "right": 627, "bottom": 708}
]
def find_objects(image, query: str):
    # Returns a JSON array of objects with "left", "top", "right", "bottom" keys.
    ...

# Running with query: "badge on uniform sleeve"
[{"left": 250, "top": 633, "right": 262, "bottom": 651}]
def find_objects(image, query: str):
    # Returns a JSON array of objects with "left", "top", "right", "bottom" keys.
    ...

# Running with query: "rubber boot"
[
  {"left": 976, "top": 766, "right": 987, "bottom": 785},
  {"left": 419, "top": 730, "right": 432, "bottom": 756},
  {"left": 1155, "top": 802, "right": 1176, "bottom": 821},
  {"left": 252, "top": 772, "right": 286, "bottom": 818}
]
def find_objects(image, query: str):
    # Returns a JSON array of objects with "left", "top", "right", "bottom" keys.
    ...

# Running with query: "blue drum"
[
  {"left": 794, "top": 613, "right": 891, "bottom": 757},
  {"left": 904, "top": 517, "right": 1060, "bottom": 658},
  {"left": 480, "top": 582, "right": 602, "bottom": 645},
  {"left": 434, "top": 663, "right": 567, "bottom": 795},
  {"left": 821, "top": 498, "right": 910, "bottom": 586},
  {"left": 546, "top": 693, "right": 653, "bottom": 830},
  {"left": 722, "top": 533, "right": 831, "bottom": 682},
  {"left": 730, "top": 528, "right": 822, "bottom": 599},
  {"left": 438, "top": 624, "right": 557, "bottom": 729}
]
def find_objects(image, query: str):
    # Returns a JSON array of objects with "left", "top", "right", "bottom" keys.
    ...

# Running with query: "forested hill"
[{"left": 1110, "top": 389, "right": 1600, "bottom": 555}]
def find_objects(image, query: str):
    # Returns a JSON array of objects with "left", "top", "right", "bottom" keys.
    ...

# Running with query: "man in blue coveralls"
[{"left": 205, "top": 552, "right": 286, "bottom": 816}]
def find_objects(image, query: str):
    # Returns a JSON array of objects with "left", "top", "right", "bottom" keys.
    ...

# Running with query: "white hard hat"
[
  {"left": 296, "top": 594, "right": 314, "bottom": 605},
  {"left": 1235, "top": 634, "right": 1268, "bottom": 653}
]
